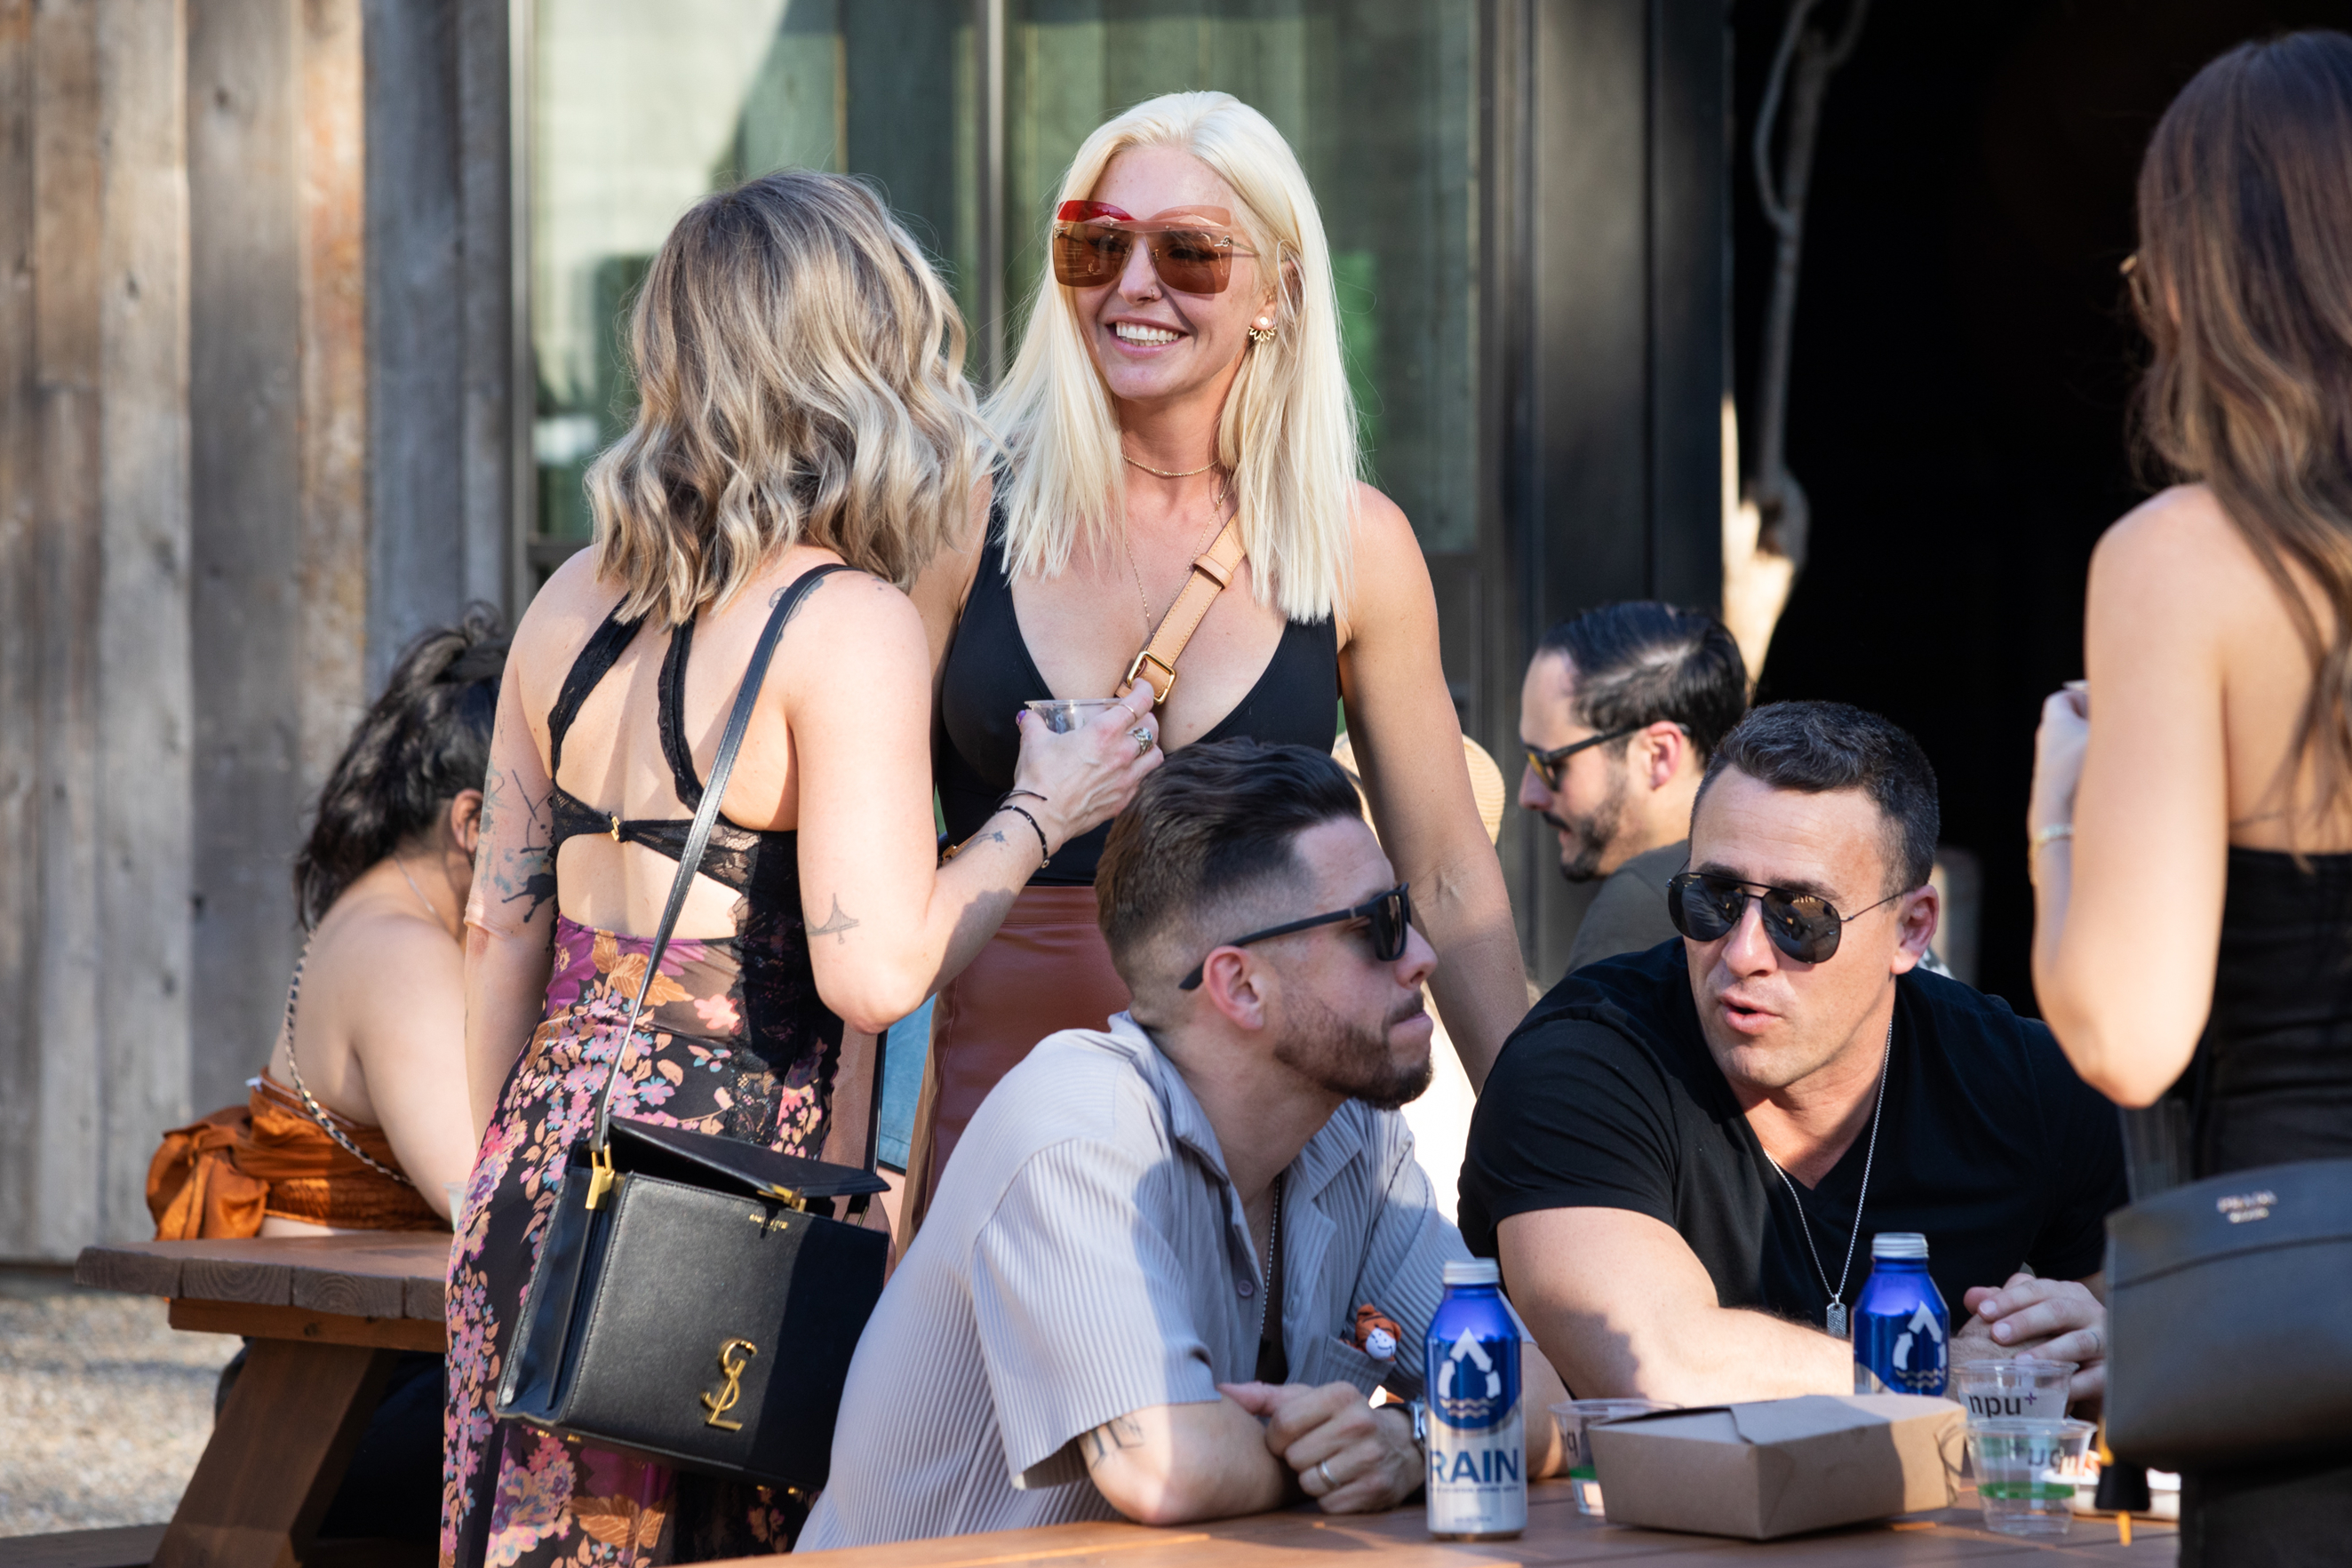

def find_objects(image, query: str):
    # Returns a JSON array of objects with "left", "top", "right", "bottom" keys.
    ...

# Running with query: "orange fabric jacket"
[{"left": 147, "top": 1075, "right": 443, "bottom": 1238}]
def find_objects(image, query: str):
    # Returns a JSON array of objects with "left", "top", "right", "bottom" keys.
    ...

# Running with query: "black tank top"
[
  {"left": 2190, "top": 846, "right": 2352, "bottom": 1175},
  {"left": 939, "top": 522, "right": 1339, "bottom": 885}
]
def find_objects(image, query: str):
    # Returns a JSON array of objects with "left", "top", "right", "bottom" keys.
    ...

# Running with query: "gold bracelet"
[{"left": 2029, "top": 822, "right": 2075, "bottom": 853}]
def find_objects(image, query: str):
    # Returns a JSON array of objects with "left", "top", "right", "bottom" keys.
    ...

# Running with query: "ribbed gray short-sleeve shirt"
[{"left": 800, "top": 1015, "right": 1471, "bottom": 1550}]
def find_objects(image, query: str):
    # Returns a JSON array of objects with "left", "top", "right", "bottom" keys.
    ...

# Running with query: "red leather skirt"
[{"left": 903, "top": 885, "right": 1131, "bottom": 1234}]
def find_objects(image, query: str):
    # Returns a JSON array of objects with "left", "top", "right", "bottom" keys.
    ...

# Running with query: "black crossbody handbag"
[
  {"left": 2103, "top": 1100, "right": 2352, "bottom": 1470},
  {"left": 494, "top": 564, "right": 889, "bottom": 1493}
]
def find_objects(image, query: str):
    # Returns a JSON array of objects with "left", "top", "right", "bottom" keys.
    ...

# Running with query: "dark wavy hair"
[
  {"left": 291, "top": 606, "right": 511, "bottom": 927},
  {"left": 1535, "top": 601, "right": 1750, "bottom": 760},
  {"left": 2133, "top": 31, "right": 2352, "bottom": 831}
]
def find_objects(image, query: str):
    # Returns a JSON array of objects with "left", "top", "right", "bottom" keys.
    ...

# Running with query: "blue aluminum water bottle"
[
  {"left": 1425, "top": 1258, "right": 1525, "bottom": 1540},
  {"left": 1853, "top": 1232, "right": 1949, "bottom": 1397}
]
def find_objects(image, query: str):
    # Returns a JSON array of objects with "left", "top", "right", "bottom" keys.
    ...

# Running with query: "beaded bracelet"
[{"left": 999, "top": 804, "right": 1052, "bottom": 866}]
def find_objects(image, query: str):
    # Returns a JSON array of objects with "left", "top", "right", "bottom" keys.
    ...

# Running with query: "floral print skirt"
[{"left": 441, "top": 917, "right": 842, "bottom": 1568}]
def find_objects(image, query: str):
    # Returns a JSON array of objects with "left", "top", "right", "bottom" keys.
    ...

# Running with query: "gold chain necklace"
[
  {"left": 1120, "top": 474, "right": 1231, "bottom": 634},
  {"left": 1122, "top": 451, "right": 1218, "bottom": 480}
]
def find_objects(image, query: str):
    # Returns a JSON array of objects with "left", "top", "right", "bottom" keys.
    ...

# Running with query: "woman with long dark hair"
[
  {"left": 2029, "top": 31, "right": 2352, "bottom": 1561},
  {"left": 149, "top": 607, "right": 506, "bottom": 1239},
  {"left": 444, "top": 171, "right": 1155, "bottom": 1568}
]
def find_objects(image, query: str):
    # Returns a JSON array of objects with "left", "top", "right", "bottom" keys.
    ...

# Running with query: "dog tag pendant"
[{"left": 1826, "top": 1301, "right": 1848, "bottom": 1340}]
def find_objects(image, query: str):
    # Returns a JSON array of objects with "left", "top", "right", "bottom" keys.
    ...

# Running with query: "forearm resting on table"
[
  {"left": 1501, "top": 1207, "right": 1848, "bottom": 1405},
  {"left": 1079, "top": 1397, "right": 1289, "bottom": 1527}
]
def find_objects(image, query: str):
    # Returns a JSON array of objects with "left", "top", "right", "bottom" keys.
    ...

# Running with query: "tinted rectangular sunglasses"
[
  {"left": 1051, "top": 200, "right": 1258, "bottom": 295},
  {"left": 1665, "top": 871, "right": 1902, "bottom": 965},
  {"left": 1179, "top": 883, "right": 1414, "bottom": 991}
]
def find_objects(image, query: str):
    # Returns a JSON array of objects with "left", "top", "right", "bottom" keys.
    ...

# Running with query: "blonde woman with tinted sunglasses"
[{"left": 901, "top": 92, "right": 1524, "bottom": 1229}]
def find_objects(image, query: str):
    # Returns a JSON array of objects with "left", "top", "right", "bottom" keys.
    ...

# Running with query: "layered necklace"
[
  {"left": 1759, "top": 1020, "right": 1893, "bottom": 1341},
  {"left": 1118, "top": 455, "right": 1232, "bottom": 635}
]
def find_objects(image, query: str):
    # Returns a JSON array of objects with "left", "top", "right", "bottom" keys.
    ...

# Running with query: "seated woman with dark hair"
[{"left": 149, "top": 607, "right": 508, "bottom": 1238}]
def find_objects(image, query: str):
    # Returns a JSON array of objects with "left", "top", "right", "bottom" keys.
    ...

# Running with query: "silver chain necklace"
[{"left": 1761, "top": 1019, "right": 1893, "bottom": 1340}]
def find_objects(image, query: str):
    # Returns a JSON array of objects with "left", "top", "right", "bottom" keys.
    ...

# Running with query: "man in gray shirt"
[
  {"left": 804, "top": 744, "right": 1564, "bottom": 1549},
  {"left": 1517, "top": 602, "right": 1749, "bottom": 977}
]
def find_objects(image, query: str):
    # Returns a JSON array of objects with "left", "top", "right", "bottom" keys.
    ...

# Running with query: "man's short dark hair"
[
  {"left": 1097, "top": 740, "right": 1365, "bottom": 986},
  {"left": 1694, "top": 701, "right": 1940, "bottom": 895},
  {"left": 1535, "top": 602, "right": 1748, "bottom": 760}
]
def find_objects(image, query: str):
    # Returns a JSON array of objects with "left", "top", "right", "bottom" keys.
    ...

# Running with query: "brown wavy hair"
[
  {"left": 587, "top": 170, "right": 993, "bottom": 626},
  {"left": 2133, "top": 31, "right": 2352, "bottom": 827}
]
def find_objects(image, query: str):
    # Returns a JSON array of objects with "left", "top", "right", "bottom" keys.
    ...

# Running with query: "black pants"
[{"left": 214, "top": 1346, "right": 445, "bottom": 1544}]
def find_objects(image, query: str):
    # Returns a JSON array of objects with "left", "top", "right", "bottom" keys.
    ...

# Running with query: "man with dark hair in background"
[
  {"left": 1518, "top": 602, "right": 1749, "bottom": 975},
  {"left": 806, "top": 741, "right": 1563, "bottom": 1550},
  {"left": 1463, "top": 702, "right": 2125, "bottom": 1412}
]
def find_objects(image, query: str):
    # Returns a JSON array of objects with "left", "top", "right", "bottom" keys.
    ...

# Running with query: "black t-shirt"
[{"left": 1459, "top": 941, "right": 2127, "bottom": 1328}]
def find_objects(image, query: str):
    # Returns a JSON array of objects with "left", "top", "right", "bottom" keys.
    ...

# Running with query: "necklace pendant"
[{"left": 1826, "top": 1301, "right": 1848, "bottom": 1341}]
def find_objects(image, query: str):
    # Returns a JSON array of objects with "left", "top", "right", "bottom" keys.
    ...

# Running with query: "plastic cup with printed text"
[
  {"left": 1954, "top": 1358, "right": 2076, "bottom": 1426},
  {"left": 1548, "top": 1398, "right": 1679, "bottom": 1516},
  {"left": 1966, "top": 1420, "right": 2095, "bottom": 1537}
]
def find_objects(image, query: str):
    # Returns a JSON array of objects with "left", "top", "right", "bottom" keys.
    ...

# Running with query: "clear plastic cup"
[
  {"left": 1966, "top": 1419, "right": 2095, "bottom": 1537},
  {"left": 1023, "top": 698, "right": 1126, "bottom": 734},
  {"left": 1549, "top": 1397, "right": 1679, "bottom": 1516},
  {"left": 1955, "top": 1357, "right": 2077, "bottom": 1425}
]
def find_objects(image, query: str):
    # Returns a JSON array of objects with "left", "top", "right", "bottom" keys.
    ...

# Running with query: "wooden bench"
[{"left": 73, "top": 1234, "right": 451, "bottom": 1568}]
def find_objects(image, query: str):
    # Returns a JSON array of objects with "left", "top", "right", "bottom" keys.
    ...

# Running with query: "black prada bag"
[
  {"left": 2103, "top": 1156, "right": 2352, "bottom": 1470},
  {"left": 493, "top": 564, "right": 888, "bottom": 1492}
]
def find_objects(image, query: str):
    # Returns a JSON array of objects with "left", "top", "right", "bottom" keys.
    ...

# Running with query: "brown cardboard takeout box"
[{"left": 1587, "top": 1394, "right": 1963, "bottom": 1540}]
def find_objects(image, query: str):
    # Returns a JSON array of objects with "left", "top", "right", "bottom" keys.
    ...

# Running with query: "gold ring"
[{"left": 1129, "top": 727, "right": 1152, "bottom": 755}]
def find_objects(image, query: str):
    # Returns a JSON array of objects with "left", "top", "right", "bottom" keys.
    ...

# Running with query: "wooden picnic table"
[
  {"left": 73, "top": 1234, "right": 2178, "bottom": 1568},
  {"left": 76, "top": 1232, "right": 452, "bottom": 1568},
  {"left": 787, "top": 1476, "right": 2179, "bottom": 1566}
]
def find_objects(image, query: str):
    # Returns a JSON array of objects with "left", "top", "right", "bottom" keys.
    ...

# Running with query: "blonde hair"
[
  {"left": 986, "top": 92, "right": 1359, "bottom": 623},
  {"left": 588, "top": 170, "right": 993, "bottom": 626}
]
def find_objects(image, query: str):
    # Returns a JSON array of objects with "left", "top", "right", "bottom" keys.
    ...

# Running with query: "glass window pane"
[
  {"left": 530, "top": 0, "right": 973, "bottom": 564},
  {"left": 1004, "top": 0, "right": 1479, "bottom": 551}
]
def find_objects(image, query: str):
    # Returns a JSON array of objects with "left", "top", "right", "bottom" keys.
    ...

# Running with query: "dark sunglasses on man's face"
[
  {"left": 1665, "top": 871, "right": 1904, "bottom": 965},
  {"left": 1178, "top": 884, "right": 1414, "bottom": 991}
]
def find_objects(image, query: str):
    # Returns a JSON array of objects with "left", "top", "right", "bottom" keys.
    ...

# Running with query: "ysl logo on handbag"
[{"left": 700, "top": 1338, "right": 758, "bottom": 1430}]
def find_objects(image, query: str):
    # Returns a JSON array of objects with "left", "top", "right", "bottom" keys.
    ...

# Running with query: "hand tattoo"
[
  {"left": 1079, "top": 1415, "right": 1147, "bottom": 1471},
  {"left": 809, "top": 895, "right": 860, "bottom": 945}
]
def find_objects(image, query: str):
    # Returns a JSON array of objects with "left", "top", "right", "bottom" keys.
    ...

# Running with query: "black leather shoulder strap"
[{"left": 591, "top": 563, "right": 860, "bottom": 1149}]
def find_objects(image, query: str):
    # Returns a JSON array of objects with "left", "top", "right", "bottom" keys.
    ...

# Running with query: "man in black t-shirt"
[{"left": 1462, "top": 703, "right": 2126, "bottom": 1410}]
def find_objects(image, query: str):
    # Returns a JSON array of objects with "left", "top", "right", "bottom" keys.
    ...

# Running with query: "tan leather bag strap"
[{"left": 1118, "top": 516, "right": 1244, "bottom": 709}]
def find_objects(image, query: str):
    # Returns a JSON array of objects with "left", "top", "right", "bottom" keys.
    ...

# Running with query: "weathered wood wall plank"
[
  {"left": 0, "top": 0, "right": 42, "bottom": 1254},
  {"left": 95, "top": 0, "right": 194, "bottom": 1239},
  {"left": 30, "top": 0, "right": 107, "bottom": 1259},
  {"left": 188, "top": 0, "right": 302, "bottom": 1118}
]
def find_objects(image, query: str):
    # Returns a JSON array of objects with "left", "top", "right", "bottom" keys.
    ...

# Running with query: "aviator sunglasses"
[
  {"left": 1179, "top": 883, "right": 1414, "bottom": 991},
  {"left": 1051, "top": 201, "right": 1260, "bottom": 295},
  {"left": 1665, "top": 871, "right": 1905, "bottom": 965}
]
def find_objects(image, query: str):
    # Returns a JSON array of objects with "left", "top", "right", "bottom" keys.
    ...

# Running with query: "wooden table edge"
[{"left": 167, "top": 1297, "right": 448, "bottom": 1353}]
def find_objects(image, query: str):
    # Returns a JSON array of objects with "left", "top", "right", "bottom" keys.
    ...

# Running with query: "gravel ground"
[{"left": 0, "top": 1267, "right": 239, "bottom": 1537}]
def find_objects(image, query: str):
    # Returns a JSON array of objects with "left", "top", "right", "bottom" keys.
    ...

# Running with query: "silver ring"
[
  {"left": 1314, "top": 1459, "right": 1335, "bottom": 1491},
  {"left": 1129, "top": 726, "right": 1152, "bottom": 755}
]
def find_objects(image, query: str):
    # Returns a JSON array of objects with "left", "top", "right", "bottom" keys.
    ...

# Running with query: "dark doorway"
[{"left": 1734, "top": 0, "right": 2352, "bottom": 1014}]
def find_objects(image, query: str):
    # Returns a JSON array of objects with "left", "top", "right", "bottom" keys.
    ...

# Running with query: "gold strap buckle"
[
  {"left": 1124, "top": 649, "right": 1177, "bottom": 707},
  {"left": 585, "top": 1142, "right": 617, "bottom": 1209},
  {"left": 608, "top": 814, "right": 623, "bottom": 841}
]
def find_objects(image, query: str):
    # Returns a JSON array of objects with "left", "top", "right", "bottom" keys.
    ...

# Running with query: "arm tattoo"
[
  {"left": 809, "top": 895, "right": 860, "bottom": 945},
  {"left": 1079, "top": 1415, "right": 1147, "bottom": 1471},
  {"left": 481, "top": 768, "right": 557, "bottom": 924}
]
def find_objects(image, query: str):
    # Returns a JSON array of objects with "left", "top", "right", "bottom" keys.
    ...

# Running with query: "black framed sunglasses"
[
  {"left": 1522, "top": 725, "right": 1649, "bottom": 791},
  {"left": 1178, "top": 884, "right": 1415, "bottom": 991},
  {"left": 1665, "top": 872, "right": 1904, "bottom": 965}
]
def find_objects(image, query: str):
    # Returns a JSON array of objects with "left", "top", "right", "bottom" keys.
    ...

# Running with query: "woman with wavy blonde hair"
[
  {"left": 444, "top": 170, "right": 1156, "bottom": 1567},
  {"left": 902, "top": 92, "right": 1526, "bottom": 1225},
  {"left": 2029, "top": 31, "right": 2352, "bottom": 1560}
]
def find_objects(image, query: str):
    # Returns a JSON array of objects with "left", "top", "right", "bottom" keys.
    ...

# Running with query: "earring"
[{"left": 1247, "top": 322, "right": 1277, "bottom": 346}]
